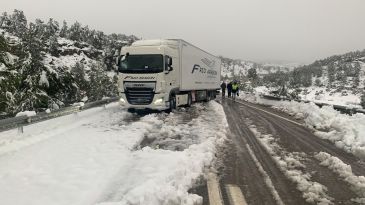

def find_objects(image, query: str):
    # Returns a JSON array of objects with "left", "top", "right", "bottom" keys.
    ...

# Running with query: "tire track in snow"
[
  {"left": 221, "top": 100, "right": 307, "bottom": 205},
  {"left": 237, "top": 99, "right": 361, "bottom": 204}
]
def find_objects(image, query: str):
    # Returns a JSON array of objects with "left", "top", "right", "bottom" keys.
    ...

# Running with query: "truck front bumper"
[{"left": 118, "top": 93, "right": 169, "bottom": 111}]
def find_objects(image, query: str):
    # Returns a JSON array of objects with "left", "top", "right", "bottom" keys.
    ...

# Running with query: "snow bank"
[
  {"left": 15, "top": 111, "right": 36, "bottom": 117},
  {"left": 265, "top": 100, "right": 365, "bottom": 159},
  {"left": 315, "top": 152, "right": 365, "bottom": 202},
  {"left": 0, "top": 101, "right": 227, "bottom": 205},
  {"left": 249, "top": 125, "right": 333, "bottom": 204},
  {"left": 97, "top": 101, "right": 228, "bottom": 205}
]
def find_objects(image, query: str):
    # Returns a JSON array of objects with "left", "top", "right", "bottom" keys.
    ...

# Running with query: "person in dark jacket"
[
  {"left": 227, "top": 82, "right": 232, "bottom": 98},
  {"left": 220, "top": 82, "right": 227, "bottom": 98}
]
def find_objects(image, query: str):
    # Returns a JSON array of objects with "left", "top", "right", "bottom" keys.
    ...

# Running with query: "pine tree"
[
  {"left": 0, "top": 12, "right": 11, "bottom": 29},
  {"left": 45, "top": 18, "right": 59, "bottom": 39},
  {"left": 8, "top": 10, "right": 27, "bottom": 37},
  {"left": 247, "top": 67, "right": 257, "bottom": 80},
  {"left": 327, "top": 63, "right": 336, "bottom": 87},
  {"left": 71, "top": 62, "right": 88, "bottom": 101},
  {"left": 361, "top": 93, "right": 365, "bottom": 109},
  {"left": 59, "top": 20, "right": 68, "bottom": 38},
  {"left": 48, "top": 34, "right": 59, "bottom": 56},
  {"left": 0, "top": 35, "right": 22, "bottom": 115},
  {"left": 16, "top": 21, "right": 50, "bottom": 112},
  {"left": 68, "top": 22, "right": 82, "bottom": 41},
  {"left": 353, "top": 62, "right": 361, "bottom": 88}
]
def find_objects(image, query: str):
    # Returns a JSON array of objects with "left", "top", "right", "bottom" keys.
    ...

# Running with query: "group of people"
[{"left": 220, "top": 81, "right": 239, "bottom": 99}]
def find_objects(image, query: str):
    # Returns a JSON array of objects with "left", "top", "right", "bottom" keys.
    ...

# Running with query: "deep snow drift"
[{"left": 0, "top": 101, "right": 227, "bottom": 205}]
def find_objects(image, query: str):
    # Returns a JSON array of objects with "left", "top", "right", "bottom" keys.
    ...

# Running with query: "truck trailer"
[{"left": 116, "top": 39, "right": 221, "bottom": 111}]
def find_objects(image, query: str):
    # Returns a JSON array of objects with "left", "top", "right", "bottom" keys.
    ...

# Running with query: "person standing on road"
[
  {"left": 227, "top": 82, "right": 232, "bottom": 98},
  {"left": 220, "top": 82, "right": 227, "bottom": 98},
  {"left": 231, "top": 81, "right": 239, "bottom": 100}
]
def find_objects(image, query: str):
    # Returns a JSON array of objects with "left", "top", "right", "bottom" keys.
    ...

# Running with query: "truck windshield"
[{"left": 118, "top": 54, "right": 164, "bottom": 73}]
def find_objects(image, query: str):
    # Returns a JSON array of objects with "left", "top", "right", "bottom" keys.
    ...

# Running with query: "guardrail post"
[{"left": 18, "top": 126, "right": 23, "bottom": 134}]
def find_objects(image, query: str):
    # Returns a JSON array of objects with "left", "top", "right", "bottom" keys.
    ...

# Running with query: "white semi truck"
[{"left": 116, "top": 39, "right": 221, "bottom": 111}]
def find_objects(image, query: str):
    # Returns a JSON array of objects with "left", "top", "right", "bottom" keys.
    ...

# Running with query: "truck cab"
[
  {"left": 116, "top": 39, "right": 221, "bottom": 111},
  {"left": 117, "top": 40, "right": 179, "bottom": 110}
]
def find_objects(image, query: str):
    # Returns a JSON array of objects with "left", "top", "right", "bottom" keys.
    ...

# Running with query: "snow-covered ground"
[
  {"left": 238, "top": 92, "right": 365, "bottom": 160},
  {"left": 253, "top": 86, "right": 363, "bottom": 108},
  {"left": 315, "top": 152, "right": 365, "bottom": 203},
  {"left": 248, "top": 123, "right": 333, "bottom": 204},
  {"left": 0, "top": 102, "right": 227, "bottom": 205}
]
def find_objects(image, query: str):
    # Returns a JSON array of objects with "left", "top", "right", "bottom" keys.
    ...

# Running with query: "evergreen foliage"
[
  {"left": 0, "top": 10, "right": 138, "bottom": 117},
  {"left": 361, "top": 93, "right": 365, "bottom": 109}
]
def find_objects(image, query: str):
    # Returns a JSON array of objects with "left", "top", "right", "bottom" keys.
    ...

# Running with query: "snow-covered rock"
[{"left": 15, "top": 111, "right": 36, "bottom": 117}]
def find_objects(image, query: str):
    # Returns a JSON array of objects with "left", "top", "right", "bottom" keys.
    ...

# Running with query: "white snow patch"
[
  {"left": 15, "top": 111, "right": 36, "bottom": 117},
  {"left": 72, "top": 102, "right": 85, "bottom": 107},
  {"left": 39, "top": 71, "right": 49, "bottom": 87},
  {"left": 315, "top": 152, "right": 365, "bottom": 203}
]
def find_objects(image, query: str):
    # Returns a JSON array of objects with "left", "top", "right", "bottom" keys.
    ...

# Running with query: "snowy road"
[
  {"left": 218, "top": 98, "right": 365, "bottom": 205},
  {"left": 0, "top": 102, "right": 227, "bottom": 205}
]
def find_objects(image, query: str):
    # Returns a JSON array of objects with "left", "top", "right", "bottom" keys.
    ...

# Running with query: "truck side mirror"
[
  {"left": 168, "top": 57, "right": 172, "bottom": 66},
  {"left": 168, "top": 57, "right": 173, "bottom": 71},
  {"left": 165, "top": 56, "right": 173, "bottom": 73}
]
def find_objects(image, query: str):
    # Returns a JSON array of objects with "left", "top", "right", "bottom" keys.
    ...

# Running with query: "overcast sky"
[{"left": 2, "top": 0, "right": 365, "bottom": 64}]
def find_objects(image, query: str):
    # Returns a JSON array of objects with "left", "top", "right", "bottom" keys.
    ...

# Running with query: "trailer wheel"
[
  {"left": 206, "top": 91, "right": 212, "bottom": 102},
  {"left": 185, "top": 93, "right": 192, "bottom": 107}
]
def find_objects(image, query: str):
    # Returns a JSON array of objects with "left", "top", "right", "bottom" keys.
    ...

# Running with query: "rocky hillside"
[{"left": 0, "top": 10, "right": 138, "bottom": 118}]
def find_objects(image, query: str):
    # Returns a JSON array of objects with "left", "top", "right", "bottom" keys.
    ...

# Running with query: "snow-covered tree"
[
  {"left": 68, "top": 21, "right": 82, "bottom": 41},
  {"left": 353, "top": 62, "right": 361, "bottom": 88},
  {"left": 0, "top": 10, "right": 137, "bottom": 116},
  {"left": 361, "top": 93, "right": 365, "bottom": 109},
  {"left": 327, "top": 63, "right": 336, "bottom": 87},
  {"left": 59, "top": 20, "right": 68, "bottom": 38},
  {"left": 71, "top": 62, "right": 88, "bottom": 101},
  {"left": 8, "top": 10, "right": 27, "bottom": 37},
  {"left": 45, "top": 18, "right": 59, "bottom": 39},
  {"left": 48, "top": 34, "right": 59, "bottom": 56},
  {"left": 0, "top": 12, "right": 11, "bottom": 29},
  {"left": 247, "top": 67, "right": 257, "bottom": 80}
]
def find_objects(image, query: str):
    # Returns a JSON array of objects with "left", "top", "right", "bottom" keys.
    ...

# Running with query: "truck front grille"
[{"left": 125, "top": 88, "right": 154, "bottom": 105}]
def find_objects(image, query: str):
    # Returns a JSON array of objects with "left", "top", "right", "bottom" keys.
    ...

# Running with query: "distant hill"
[
  {"left": 256, "top": 50, "right": 365, "bottom": 108},
  {"left": 0, "top": 10, "right": 138, "bottom": 117},
  {"left": 220, "top": 56, "right": 295, "bottom": 82},
  {"left": 266, "top": 49, "right": 365, "bottom": 89}
]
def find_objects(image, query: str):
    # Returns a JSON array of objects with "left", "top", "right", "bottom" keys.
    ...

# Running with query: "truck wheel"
[{"left": 168, "top": 95, "right": 176, "bottom": 111}]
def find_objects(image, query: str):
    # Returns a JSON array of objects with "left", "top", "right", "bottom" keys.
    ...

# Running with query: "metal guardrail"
[
  {"left": 261, "top": 94, "right": 365, "bottom": 115},
  {"left": 0, "top": 97, "right": 120, "bottom": 132}
]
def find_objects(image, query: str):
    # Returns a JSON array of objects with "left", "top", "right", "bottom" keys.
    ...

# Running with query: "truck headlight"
[
  {"left": 119, "top": 98, "right": 126, "bottom": 104},
  {"left": 153, "top": 98, "right": 164, "bottom": 105}
]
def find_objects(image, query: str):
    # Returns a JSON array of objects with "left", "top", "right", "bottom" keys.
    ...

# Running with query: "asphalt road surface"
[{"left": 215, "top": 98, "right": 365, "bottom": 205}]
